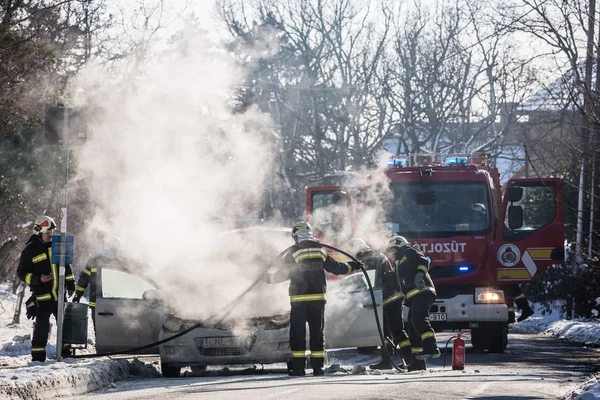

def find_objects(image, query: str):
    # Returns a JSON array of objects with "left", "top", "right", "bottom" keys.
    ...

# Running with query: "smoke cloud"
[{"left": 69, "top": 22, "right": 291, "bottom": 321}]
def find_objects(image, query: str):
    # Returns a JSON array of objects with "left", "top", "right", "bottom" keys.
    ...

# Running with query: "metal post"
[{"left": 56, "top": 106, "right": 69, "bottom": 361}]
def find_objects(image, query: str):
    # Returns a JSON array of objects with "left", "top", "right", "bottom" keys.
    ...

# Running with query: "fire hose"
[{"left": 74, "top": 240, "right": 405, "bottom": 373}]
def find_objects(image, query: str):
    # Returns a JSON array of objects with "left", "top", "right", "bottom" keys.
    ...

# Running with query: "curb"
[{"left": 0, "top": 357, "right": 160, "bottom": 400}]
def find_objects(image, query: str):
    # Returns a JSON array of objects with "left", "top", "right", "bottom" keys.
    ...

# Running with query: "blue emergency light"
[
  {"left": 387, "top": 158, "right": 408, "bottom": 167},
  {"left": 458, "top": 265, "right": 470, "bottom": 273},
  {"left": 445, "top": 157, "right": 469, "bottom": 166}
]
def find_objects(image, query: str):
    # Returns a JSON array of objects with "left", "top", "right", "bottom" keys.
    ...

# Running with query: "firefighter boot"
[
  {"left": 288, "top": 359, "right": 306, "bottom": 377},
  {"left": 407, "top": 357, "right": 427, "bottom": 372},
  {"left": 517, "top": 306, "right": 534, "bottom": 322},
  {"left": 400, "top": 345, "right": 413, "bottom": 367},
  {"left": 516, "top": 298, "right": 534, "bottom": 322},
  {"left": 416, "top": 337, "right": 440, "bottom": 360},
  {"left": 369, "top": 345, "right": 394, "bottom": 370}
]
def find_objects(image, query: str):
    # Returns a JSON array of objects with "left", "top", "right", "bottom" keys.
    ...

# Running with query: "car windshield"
[{"left": 385, "top": 181, "right": 491, "bottom": 238}]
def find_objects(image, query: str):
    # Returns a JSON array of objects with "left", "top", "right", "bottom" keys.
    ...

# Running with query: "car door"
[
  {"left": 324, "top": 269, "right": 383, "bottom": 349},
  {"left": 95, "top": 266, "right": 164, "bottom": 354}
]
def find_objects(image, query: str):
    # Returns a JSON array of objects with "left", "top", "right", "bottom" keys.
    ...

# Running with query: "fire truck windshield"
[{"left": 386, "top": 181, "right": 491, "bottom": 237}]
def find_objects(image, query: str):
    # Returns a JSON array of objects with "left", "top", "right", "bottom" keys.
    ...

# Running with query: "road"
[{"left": 70, "top": 332, "right": 600, "bottom": 400}]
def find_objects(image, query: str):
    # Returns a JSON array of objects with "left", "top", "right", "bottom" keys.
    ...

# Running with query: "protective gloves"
[
  {"left": 72, "top": 293, "right": 81, "bottom": 303},
  {"left": 348, "top": 261, "right": 364, "bottom": 271},
  {"left": 25, "top": 295, "right": 37, "bottom": 320},
  {"left": 414, "top": 272, "right": 426, "bottom": 290}
]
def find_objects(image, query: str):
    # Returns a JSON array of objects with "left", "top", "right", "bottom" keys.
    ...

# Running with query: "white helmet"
[
  {"left": 33, "top": 216, "right": 56, "bottom": 235},
  {"left": 471, "top": 203, "right": 487, "bottom": 215},
  {"left": 386, "top": 235, "right": 409, "bottom": 251},
  {"left": 347, "top": 238, "right": 370, "bottom": 256},
  {"left": 291, "top": 221, "right": 313, "bottom": 243}
]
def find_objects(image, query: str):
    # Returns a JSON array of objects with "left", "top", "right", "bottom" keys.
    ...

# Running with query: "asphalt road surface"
[{"left": 70, "top": 332, "right": 600, "bottom": 400}]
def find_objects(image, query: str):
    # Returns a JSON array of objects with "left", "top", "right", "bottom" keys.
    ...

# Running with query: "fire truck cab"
[{"left": 306, "top": 153, "right": 564, "bottom": 353}]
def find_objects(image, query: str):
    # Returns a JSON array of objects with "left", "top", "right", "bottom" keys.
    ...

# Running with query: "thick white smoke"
[{"left": 69, "top": 22, "right": 290, "bottom": 321}]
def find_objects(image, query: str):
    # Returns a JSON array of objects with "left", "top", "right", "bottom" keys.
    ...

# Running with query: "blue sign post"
[{"left": 51, "top": 235, "right": 74, "bottom": 264}]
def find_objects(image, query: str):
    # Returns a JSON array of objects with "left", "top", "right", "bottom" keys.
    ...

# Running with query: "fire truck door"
[{"left": 498, "top": 178, "right": 564, "bottom": 283}]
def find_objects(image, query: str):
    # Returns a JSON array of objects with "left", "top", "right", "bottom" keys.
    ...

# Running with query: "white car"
[{"left": 94, "top": 227, "right": 383, "bottom": 377}]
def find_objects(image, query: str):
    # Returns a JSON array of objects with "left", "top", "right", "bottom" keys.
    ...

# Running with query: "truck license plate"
[
  {"left": 202, "top": 336, "right": 251, "bottom": 348},
  {"left": 429, "top": 313, "right": 447, "bottom": 321}
]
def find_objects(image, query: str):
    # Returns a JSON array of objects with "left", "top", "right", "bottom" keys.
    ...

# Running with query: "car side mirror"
[
  {"left": 507, "top": 186, "right": 523, "bottom": 203},
  {"left": 142, "top": 289, "right": 163, "bottom": 303},
  {"left": 507, "top": 205, "right": 523, "bottom": 229}
]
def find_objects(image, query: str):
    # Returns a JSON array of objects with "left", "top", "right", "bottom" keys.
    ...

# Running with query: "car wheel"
[
  {"left": 161, "top": 361, "right": 181, "bottom": 378},
  {"left": 190, "top": 366, "right": 207, "bottom": 374},
  {"left": 357, "top": 346, "right": 378, "bottom": 355}
]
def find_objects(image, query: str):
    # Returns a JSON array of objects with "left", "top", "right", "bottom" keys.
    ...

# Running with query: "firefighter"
[
  {"left": 73, "top": 238, "right": 128, "bottom": 332},
  {"left": 346, "top": 238, "right": 411, "bottom": 370},
  {"left": 17, "top": 216, "right": 76, "bottom": 362},
  {"left": 504, "top": 284, "right": 534, "bottom": 323},
  {"left": 262, "top": 221, "right": 362, "bottom": 376},
  {"left": 387, "top": 235, "right": 439, "bottom": 370}
]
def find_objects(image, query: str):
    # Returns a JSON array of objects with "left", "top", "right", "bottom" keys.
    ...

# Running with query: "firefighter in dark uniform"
[
  {"left": 73, "top": 237, "right": 128, "bottom": 332},
  {"left": 347, "top": 238, "right": 411, "bottom": 370},
  {"left": 263, "top": 221, "right": 361, "bottom": 376},
  {"left": 17, "top": 216, "right": 76, "bottom": 362},
  {"left": 387, "top": 235, "right": 439, "bottom": 371}
]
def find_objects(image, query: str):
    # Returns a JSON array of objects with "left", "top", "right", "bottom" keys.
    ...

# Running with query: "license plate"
[
  {"left": 202, "top": 336, "right": 251, "bottom": 348},
  {"left": 429, "top": 313, "right": 447, "bottom": 321}
]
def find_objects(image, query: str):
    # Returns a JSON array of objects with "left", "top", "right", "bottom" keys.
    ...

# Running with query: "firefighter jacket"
[
  {"left": 357, "top": 250, "right": 404, "bottom": 307},
  {"left": 17, "top": 235, "right": 75, "bottom": 302},
  {"left": 75, "top": 254, "right": 128, "bottom": 308},
  {"left": 394, "top": 245, "right": 436, "bottom": 302},
  {"left": 268, "top": 240, "right": 353, "bottom": 302}
]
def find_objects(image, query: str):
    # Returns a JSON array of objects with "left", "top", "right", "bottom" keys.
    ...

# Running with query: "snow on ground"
[
  {"left": 0, "top": 283, "right": 160, "bottom": 400},
  {"left": 0, "top": 282, "right": 599, "bottom": 399}
]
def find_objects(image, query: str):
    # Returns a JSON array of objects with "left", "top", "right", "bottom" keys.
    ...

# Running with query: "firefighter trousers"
[
  {"left": 31, "top": 301, "right": 74, "bottom": 362},
  {"left": 406, "top": 291, "right": 437, "bottom": 353},
  {"left": 383, "top": 300, "right": 411, "bottom": 361},
  {"left": 289, "top": 301, "right": 326, "bottom": 370},
  {"left": 31, "top": 301, "right": 57, "bottom": 362}
]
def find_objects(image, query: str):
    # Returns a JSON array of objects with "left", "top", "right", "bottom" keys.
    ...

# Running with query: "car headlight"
[
  {"left": 264, "top": 314, "right": 290, "bottom": 330},
  {"left": 474, "top": 287, "right": 505, "bottom": 304},
  {"left": 163, "top": 316, "right": 186, "bottom": 332}
]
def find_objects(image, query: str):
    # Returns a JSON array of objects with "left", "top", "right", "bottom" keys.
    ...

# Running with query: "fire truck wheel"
[
  {"left": 161, "top": 361, "right": 181, "bottom": 378},
  {"left": 487, "top": 324, "right": 508, "bottom": 354},
  {"left": 470, "top": 324, "right": 508, "bottom": 354},
  {"left": 357, "top": 346, "right": 378, "bottom": 355}
]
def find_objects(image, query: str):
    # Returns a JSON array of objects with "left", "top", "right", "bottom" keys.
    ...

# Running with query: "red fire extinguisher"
[{"left": 452, "top": 330, "right": 469, "bottom": 370}]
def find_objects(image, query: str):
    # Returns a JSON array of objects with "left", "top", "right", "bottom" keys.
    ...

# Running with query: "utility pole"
[
  {"left": 576, "top": 0, "right": 596, "bottom": 261},
  {"left": 56, "top": 106, "right": 70, "bottom": 362},
  {"left": 589, "top": 13, "right": 600, "bottom": 259}
]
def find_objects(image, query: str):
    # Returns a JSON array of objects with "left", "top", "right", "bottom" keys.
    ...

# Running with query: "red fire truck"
[{"left": 306, "top": 153, "right": 564, "bottom": 353}]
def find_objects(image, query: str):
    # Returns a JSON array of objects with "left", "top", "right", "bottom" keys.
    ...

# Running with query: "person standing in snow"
[{"left": 17, "top": 216, "right": 75, "bottom": 362}]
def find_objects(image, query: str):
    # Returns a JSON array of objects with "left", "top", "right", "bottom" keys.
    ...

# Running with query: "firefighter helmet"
[
  {"left": 347, "top": 238, "right": 370, "bottom": 256},
  {"left": 291, "top": 221, "right": 313, "bottom": 242},
  {"left": 471, "top": 203, "right": 487, "bottom": 215},
  {"left": 33, "top": 216, "right": 56, "bottom": 234},
  {"left": 387, "top": 235, "right": 409, "bottom": 251}
]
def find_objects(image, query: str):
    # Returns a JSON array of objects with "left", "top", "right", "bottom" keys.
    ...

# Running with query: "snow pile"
[
  {"left": 0, "top": 357, "right": 160, "bottom": 400},
  {"left": 1, "top": 333, "right": 31, "bottom": 355},
  {"left": 512, "top": 306, "right": 600, "bottom": 400}
]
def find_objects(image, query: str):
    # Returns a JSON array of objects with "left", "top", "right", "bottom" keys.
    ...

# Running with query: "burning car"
[{"left": 93, "top": 226, "right": 383, "bottom": 377}]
